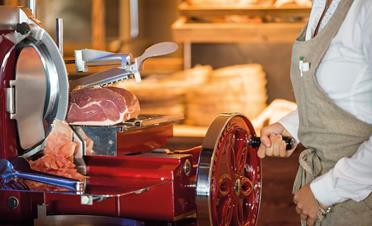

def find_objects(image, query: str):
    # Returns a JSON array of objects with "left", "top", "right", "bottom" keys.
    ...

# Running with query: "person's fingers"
[
  {"left": 258, "top": 144, "right": 266, "bottom": 159},
  {"left": 279, "top": 140, "right": 287, "bottom": 157},
  {"left": 308, "top": 211, "right": 318, "bottom": 223},
  {"left": 265, "top": 143, "right": 273, "bottom": 157},
  {"left": 258, "top": 123, "right": 289, "bottom": 158},
  {"left": 293, "top": 194, "right": 298, "bottom": 204},
  {"left": 295, "top": 207, "right": 302, "bottom": 214},
  {"left": 300, "top": 214, "right": 308, "bottom": 221},
  {"left": 260, "top": 127, "right": 272, "bottom": 148},
  {"left": 271, "top": 134, "right": 282, "bottom": 157},
  {"left": 307, "top": 217, "right": 316, "bottom": 226}
]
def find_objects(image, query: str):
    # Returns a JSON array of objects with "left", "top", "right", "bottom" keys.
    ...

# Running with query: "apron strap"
[{"left": 293, "top": 148, "right": 322, "bottom": 193}]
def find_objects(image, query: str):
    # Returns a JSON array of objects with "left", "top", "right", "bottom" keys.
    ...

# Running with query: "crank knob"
[{"left": 248, "top": 136, "right": 296, "bottom": 150}]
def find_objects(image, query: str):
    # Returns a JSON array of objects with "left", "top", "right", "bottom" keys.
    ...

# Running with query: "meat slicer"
[{"left": 0, "top": 3, "right": 294, "bottom": 226}]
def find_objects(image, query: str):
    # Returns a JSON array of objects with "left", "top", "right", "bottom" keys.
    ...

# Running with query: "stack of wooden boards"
[{"left": 115, "top": 64, "right": 268, "bottom": 127}]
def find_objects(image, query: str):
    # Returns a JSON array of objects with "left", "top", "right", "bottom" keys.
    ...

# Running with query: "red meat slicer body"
[
  {"left": 0, "top": 5, "right": 262, "bottom": 226},
  {"left": 0, "top": 29, "right": 18, "bottom": 160}
]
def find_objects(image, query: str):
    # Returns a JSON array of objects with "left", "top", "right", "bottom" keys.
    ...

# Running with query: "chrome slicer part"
[
  {"left": 70, "top": 67, "right": 133, "bottom": 90},
  {"left": 2, "top": 6, "right": 69, "bottom": 154},
  {"left": 74, "top": 49, "right": 131, "bottom": 73},
  {"left": 70, "top": 42, "right": 178, "bottom": 89}
]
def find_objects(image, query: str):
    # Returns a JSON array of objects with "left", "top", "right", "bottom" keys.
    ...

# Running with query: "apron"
[{"left": 290, "top": 0, "right": 372, "bottom": 225}]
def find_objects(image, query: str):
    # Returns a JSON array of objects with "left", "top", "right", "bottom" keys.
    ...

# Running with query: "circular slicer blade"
[
  {"left": 196, "top": 113, "right": 262, "bottom": 226},
  {"left": 13, "top": 27, "right": 68, "bottom": 156}
]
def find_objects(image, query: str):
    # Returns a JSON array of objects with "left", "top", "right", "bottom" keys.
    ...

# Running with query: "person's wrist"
[
  {"left": 310, "top": 172, "right": 346, "bottom": 207},
  {"left": 316, "top": 199, "right": 332, "bottom": 220}
]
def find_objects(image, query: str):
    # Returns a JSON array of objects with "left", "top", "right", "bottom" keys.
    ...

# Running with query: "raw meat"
[
  {"left": 67, "top": 87, "right": 140, "bottom": 126},
  {"left": 107, "top": 87, "right": 140, "bottom": 120},
  {"left": 25, "top": 120, "right": 86, "bottom": 191}
]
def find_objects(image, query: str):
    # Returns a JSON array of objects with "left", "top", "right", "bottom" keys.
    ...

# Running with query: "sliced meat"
[
  {"left": 44, "top": 120, "right": 74, "bottom": 157},
  {"left": 26, "top": 120, "right": 86, "bottom": 191},
  {"left": 67, "top": 87, "right": 140, "bottom": 126}
]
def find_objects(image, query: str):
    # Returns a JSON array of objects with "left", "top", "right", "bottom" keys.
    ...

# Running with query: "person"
[{"left": 257, "top": 0, "right": 372, "bottom": 225}]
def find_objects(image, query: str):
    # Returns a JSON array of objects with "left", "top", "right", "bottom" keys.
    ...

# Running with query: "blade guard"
[{"left": 196, "top": 113, "right": 262, "bottom": 226}]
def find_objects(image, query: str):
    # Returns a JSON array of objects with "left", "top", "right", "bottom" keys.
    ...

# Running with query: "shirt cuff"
[
  {"left": 310, "top": 170, "right": 347, "bottom": 207},
  {"left": 277, "top": 109, "right": 299, "bottom": 142}
]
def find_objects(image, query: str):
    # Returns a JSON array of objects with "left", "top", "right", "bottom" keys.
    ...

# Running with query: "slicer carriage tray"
[
  {"left": 73, "top": 114, "right": 184, "bottom": 156},
  {"left": 115, "top": 114, "right": 184, "bottom": 131}
]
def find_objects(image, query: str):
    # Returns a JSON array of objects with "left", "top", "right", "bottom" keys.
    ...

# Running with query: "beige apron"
[{"left": 290, "top": 0, "right": 372, "bottom": 225}]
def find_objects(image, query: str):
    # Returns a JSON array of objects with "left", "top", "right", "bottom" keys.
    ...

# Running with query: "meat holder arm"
[{"left": 69, "top": 42, "right": 178, "bottom": 89}]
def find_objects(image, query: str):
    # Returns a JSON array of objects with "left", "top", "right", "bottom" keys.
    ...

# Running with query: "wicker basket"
[
  {"left": 186, "top": 64, "right": 267, "bottom": 126},
  {"left": 113, "top": 65, "right": 212, "bottom": 116},
  {"left": 139, "top": 98, "right": 186, "bottom": 116}
]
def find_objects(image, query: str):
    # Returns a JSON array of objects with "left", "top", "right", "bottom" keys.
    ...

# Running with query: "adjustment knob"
[{"left": 16, "top": 23, "right": 31, "bottom": 35}]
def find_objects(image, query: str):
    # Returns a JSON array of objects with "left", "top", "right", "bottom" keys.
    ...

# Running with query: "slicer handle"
[
  {"left": 248, "top": 136, "right": 296, "bottom": 150},
  {"left": 56, "top": 18, "right": 64, "bottom": 57},
  {"left": 29, "top": 0, "right": 36, "bottom": 17},
  {"left": 129, "top": 0, "right": 139, "bottom": 39},
  {"left": 135, "top": 42, "right": 178, "bottom": 69},
  {"left": 15, "top": 171, "right": 85, "bottom": 193}
]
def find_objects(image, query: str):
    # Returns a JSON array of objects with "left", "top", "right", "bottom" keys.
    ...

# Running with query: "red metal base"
[
  {"left": 117, "top": 123, "right": 174, "bottom": 155},
  {"left": 0, "top": 150, "right": 201, "bottom": 224}
]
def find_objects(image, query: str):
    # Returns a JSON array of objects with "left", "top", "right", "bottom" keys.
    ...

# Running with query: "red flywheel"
[{"left": 196, "top": 113, "right": 262, "bottom": 226}]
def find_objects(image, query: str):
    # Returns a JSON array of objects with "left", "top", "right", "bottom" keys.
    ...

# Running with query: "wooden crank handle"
[{"left": 248, "top": 136, "right": 296, "bottom": 150}]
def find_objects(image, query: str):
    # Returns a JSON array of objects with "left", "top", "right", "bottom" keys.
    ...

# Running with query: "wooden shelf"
[
  {"left": 173, "top": 2, "right": 308, "bottom": 68},
  {"left": 178, "top": 2, "right": 311, "bottom": 18},
  {"left": 172, "top": 18, "right": 305, "bottom": 43}
]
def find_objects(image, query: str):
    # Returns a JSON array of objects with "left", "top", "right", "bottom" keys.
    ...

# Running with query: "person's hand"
[
  {"left": 293, "top": 184, "right": 320, "bottom": 226},
  {"left": 257, "top": 122, "right": 297, "bottom": 158}
]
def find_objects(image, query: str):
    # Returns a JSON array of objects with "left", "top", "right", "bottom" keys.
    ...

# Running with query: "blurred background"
[{"left": 0, "top": 0, "right": 312, "bottom": 225}]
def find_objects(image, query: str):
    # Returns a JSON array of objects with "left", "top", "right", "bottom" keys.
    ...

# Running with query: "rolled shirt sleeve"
[
  {"left": 311, "top": 135, "right": 372, "bottom": 206},
  {"left": 278, "top": 109, "right": 300, "bottom": 142}
]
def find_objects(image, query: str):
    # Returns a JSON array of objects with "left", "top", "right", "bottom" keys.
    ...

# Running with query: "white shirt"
[{"left": 279, "top": 0, "right": 372, "bottom": 206}]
